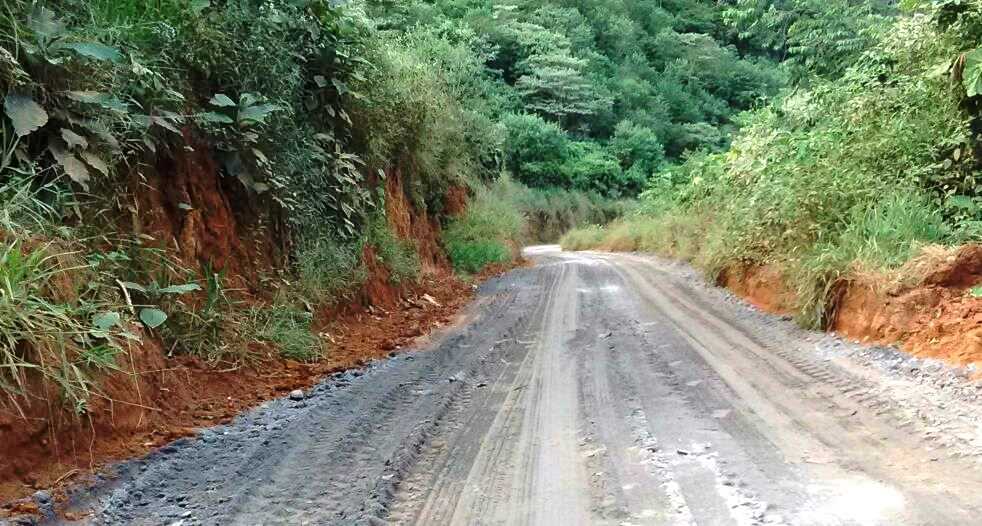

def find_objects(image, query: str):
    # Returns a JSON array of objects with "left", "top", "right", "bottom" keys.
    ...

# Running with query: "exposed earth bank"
[
  {"left": 40, "top": 247, "right": 982, "bottom": 525},
  {"left": 718, "top": 245, "right": 982, "bottom": 367},
  {"left": 0, "top": 136, "right": 481, "bottom": 511}
]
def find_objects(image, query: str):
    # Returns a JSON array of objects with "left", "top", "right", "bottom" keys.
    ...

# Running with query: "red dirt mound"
[
  {"left": 718, "top": 245, "right": 982, "bottom": 368},
  {"left": 718, "top": 264, "right": 796, "bottom": 315},
  {"left": 832, "top": 245, "right": 982, "bottom": 366},
  {"left": 128, "top": 129, "right": 282, "bottom": 289}
]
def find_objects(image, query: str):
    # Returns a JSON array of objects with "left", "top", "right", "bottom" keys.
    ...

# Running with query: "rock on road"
[{"left": 71, "top": 247, "right": 982, "bottom": 525}]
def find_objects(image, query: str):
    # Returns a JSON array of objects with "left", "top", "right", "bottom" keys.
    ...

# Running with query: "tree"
[
  {"left": 515, "top": 50, "right": 612, "bottom": 130},
  {"left": 502, "top": 112, "right": 573, "bottom": 188},
  {"left": 609, "top": 120, "right": 665, "bottom": 174}
]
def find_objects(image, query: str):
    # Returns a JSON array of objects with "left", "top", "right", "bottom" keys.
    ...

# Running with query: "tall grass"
[
  {"left": 444, "top": 178, "right": 525, "bottom": 274},
  {"left": 244, "top": 305, "right": 320, "bottom": 362},
  {"left": 295, "top": 236, "right": 367, "bottom": 305},
  {"left": 0, "top": 239, "right": 127, "bottom": 414}
]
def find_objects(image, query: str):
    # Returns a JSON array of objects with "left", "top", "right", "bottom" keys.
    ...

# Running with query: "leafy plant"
[
  {"left": 0, "top": 239, "right": 128, "bottom": 411},
  {"left": 118, "top": 279, "right": 201, "bottom": 330},
  {"left": 245, "top": 305, "right": 320, "bottom": 362}
]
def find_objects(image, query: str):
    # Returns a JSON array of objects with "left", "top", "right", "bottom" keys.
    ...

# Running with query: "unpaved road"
[{"left": 65, "top": 247, "right": 982, "bottom": 525}]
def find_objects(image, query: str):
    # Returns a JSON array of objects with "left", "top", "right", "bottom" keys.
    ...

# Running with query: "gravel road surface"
[{"left": 62, "top": 246, "right": 982, "bottom": 525}]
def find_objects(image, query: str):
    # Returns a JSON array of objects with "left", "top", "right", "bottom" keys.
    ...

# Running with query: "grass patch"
[
  {"left": 0, "top": 239, "right": 128, "bottom": 414},
  {"left": 245, "top": 305, "right": 320, "bottom": 362},
  {"left": 365, "top": 215, "right": 419, "bottom": 284},
  {"left": 296, "top": 237, "right": 367, "bottom": 305},
  {"left": 444, "top": 178, "right": 524, "bottom": 274}
]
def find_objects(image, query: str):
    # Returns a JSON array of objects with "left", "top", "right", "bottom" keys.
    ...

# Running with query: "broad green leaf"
[
  {"left": 196, "top": 112, "right": 234, "bottom": 124},
  {"left": 159, "top": 283, "right": 201, "bottom": 294},
  {"left": 4, "top": 95, "right": 49, "bottom": 137},
  {"left": 66, "top": 91, "right": 129, "bottom": 112},
  {"left": 238, "top": 104, "right": 279, "bottom": 126},
  {"left": 972, "top": 285, "right": 982, "bottom": 298},
  {"left": 28, "top": 7, "right": 65, "bottom": 39},
  {"left": 209, "top": 94, "right": 236, "bottom": 107},
  {"left": 93, "top": 311, "right": 121, "bottom": 331},
  {"left": 149, "top": 115, "right": 181, "bottom": 134},
  {"left": 239, "top": 93, "right": 258, "bottom": 107},
  {"left": 61, "top": 128, "right": 88, "bottom": 150},
  {"left": 62, "top": 42, "right": 123, "bottom": 62},
  {"left": 191, "top": 0, "right": 211, "bottom": 15},
  {"left": 81, "top": 151, "right": 110, "bottom": 176},
  {"left": 120, "top": 281, "right": 147, "bottom": 293},
  {"left": 963, "top": 49, "right": 982, "bottom": 97},
  {"left": 314, "top": 75, "right": 328, "bottom": 88},
  {"left": 139, "top": 308, "right": 167, "bottom": 329},
  {"left": 60, "top": 154, "right": 91, "bottom": 188}
]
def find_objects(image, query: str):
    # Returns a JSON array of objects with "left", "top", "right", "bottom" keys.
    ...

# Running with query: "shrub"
[
  {"left": 444, "top": 178, "right": 524, "bottom": 273},
  {"left": 295, "top": 236, "right": 366, "bottom": 305},
  {"left": 0, "top": 240, "right": 127, "bottom": 414},
  {"left": 446, "top": 239, "right": 512, "bottom": 274},
  {"left": 365, "top": 214, "right": 420, "bottom": 284}
]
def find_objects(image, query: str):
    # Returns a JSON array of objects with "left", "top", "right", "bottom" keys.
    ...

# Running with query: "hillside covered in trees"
[
  {"left": 564, "top": 0, "right": 982, "bottom": 329},
  {"left": 0, "top": 0, "right": 799, "bottom": 404}
]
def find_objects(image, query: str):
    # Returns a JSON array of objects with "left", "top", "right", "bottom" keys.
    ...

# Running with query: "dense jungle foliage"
[
  {"left": 3, "top": 0, "right": 982, "bottom": 407},
  {"left": 564, "top": 0, "right": 982, "bottom": 327}
]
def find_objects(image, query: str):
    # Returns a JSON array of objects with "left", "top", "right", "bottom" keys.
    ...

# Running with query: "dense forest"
[{"left": 1, "top": 0, "right": 981, "bottom": 412}]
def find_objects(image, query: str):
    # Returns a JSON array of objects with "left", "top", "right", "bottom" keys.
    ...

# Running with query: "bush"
[
  {"left": 446, "top": 239, "right": 512, "bottom": 274},
  {"left": 516, "top": 186, "right": 633, "bottom": 243},
  {"left": 559, "top": 225, "right": 607, "bottom": 251},
  {"left": 296, "top": 237, "right": 366, "bottom": 305},
  {"left": 0, "top": 240, "right": 127, "bottom": 414},
  {"left": 444, "top": 178, "right": 524, "bottom": 273},
  {"left": 365, "top": 214, "right": 419, "bottom": 284}
]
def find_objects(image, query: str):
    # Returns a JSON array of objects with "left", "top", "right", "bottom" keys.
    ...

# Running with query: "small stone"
[
  {"left": 676, "top": 449, "right": 689, "bottom": 456},
  {"left": 289, "top": 390, "right": 305, "bottom": 401},
  {"left": 32, "top": 490, "right": 52, "bottom": 505}
]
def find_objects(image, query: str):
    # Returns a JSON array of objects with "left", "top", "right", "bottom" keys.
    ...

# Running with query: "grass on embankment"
[
  {"left": 444, "top": 175, "right": 631, "bottom": 274},
  {"left": 561, "top": 12, "right": 982, "bottom": 329}
]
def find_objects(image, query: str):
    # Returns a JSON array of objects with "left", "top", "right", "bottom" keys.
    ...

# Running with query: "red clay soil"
[
  {"left": 126, "top": 129, "right": 283, "bottom": 290},
  {"left": 718, "top": 264, "right": 797, "bottom": 315},
  {"left": 831, "top": 245, "right": 982, "bottom": 367},
  {"left": 0, "top": 265, "right": 498, "bottom": 512},
  {"left": 384, "top": 166, "right": 451, "bottom": 274},
  {"left": 719, "top": 245, "right": 982, "bottom": 368}
]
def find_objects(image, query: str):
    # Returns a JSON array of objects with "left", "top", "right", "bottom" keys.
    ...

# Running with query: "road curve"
[{"left": 71, "top": 247, "right": 982, "bottom": 525}]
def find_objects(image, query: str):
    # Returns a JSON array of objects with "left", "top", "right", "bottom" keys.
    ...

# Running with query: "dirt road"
[{"left": 68, "top": 247, "right": 982, "bottom": 525}]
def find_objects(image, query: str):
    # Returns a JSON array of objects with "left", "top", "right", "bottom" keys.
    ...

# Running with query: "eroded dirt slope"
[{"left": 51, "top": 247, "right": 982, "bottom": 526}]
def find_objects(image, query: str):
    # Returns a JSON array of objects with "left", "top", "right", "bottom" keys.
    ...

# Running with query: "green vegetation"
[
  {"left": 564, "top": 0, "right": 982, "bottom": 328},
  {"left": 6, "top": 0, "right": 980, "bottom": 408},
  {"left": 244, "top": 305, "right": 320, "bottom": 362},
  {"left": 371, "top": 0, "right": 784, "bottom": 196},
  {"left": 445, "top": 178, "right": 525, "bottom": 274}
]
